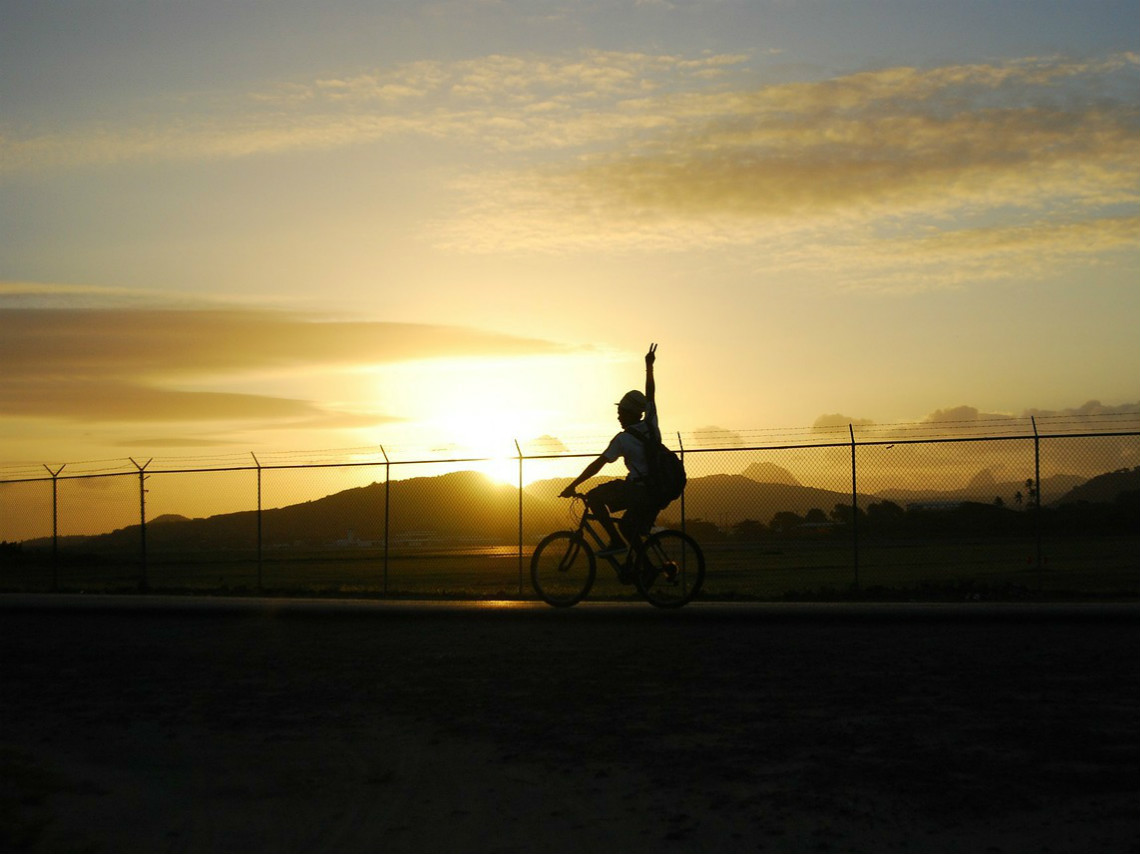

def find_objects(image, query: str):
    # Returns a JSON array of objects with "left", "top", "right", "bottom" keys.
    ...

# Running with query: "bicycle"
[{"left": 531, "top": 493, "right": 705, "bottom": 609}]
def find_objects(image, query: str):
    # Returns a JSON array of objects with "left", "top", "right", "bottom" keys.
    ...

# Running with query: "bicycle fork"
[
  {"left": 558, "top": 539, "right": 581, "bottom": 572},
  {"left": 643, "top": 539, "right": 680, "bottom": 585}
]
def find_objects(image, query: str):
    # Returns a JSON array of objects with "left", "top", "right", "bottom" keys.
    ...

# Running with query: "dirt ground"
[{"left": 1, "top": 598, "right": 1137, "bottom": 854}]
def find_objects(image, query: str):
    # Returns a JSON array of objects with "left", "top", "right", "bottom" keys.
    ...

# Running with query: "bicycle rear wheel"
[
  {"left": 531, "top": 531, "right": 596, "bottom": 607},
  {"left": 634, "top": 529, "right": 705, "bottom": 608}
]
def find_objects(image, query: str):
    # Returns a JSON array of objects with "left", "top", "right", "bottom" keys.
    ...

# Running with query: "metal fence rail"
[{"left": 2, "top": 416, "right": 1138, "bottom": 600}]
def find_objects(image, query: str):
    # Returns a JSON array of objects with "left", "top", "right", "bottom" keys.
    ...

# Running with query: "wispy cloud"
[
  {"left": 4, "top": 50, "right": 1136, "bottom": 291},
  {"left": 817, "top": 401, "right": 1140, "bottom": 432},
  {"left": 424, "top": 53, "right": 1140, "bottom": 294},
  {"left": 0, "top": 51, "right": 747, "bottom": 173},
  {"left": 437, "top": 54, "right": 1140, "bottom": 267},
  {"left": 0, "top": 301, "right": 569, "bottom": 425}
]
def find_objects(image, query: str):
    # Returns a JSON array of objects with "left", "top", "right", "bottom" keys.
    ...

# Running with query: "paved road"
[
  {"left": 2, "top": 594, "right": 1137, "bottom": 853},
  {"left": 4, "top": 591, "right": 1138, "bottom": 620}
]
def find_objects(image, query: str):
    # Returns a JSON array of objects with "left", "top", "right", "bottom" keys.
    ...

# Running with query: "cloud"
[
  {"left": 922, "top": 406, "right": 1005, "bottom": 424},
  {"left": 798, "top": 402, "right": 1140, "bottom": 493},
  {"left": 0, "top": 306, "right": 567, "bottom": 377},
  {"left": 5, "top": 50, "right": 1134, "bottom": 186},
  {"left": 0, "top": 280, "right": 225, "bottom": 309},
  {"left": 688, "top": 425, "right": 747, "bottom": 447},
  {"left": 428, "top": 52, "right": 1140, "bottom": 287},
  {"left": 822, "top": 215, "right": 1140, "bottom": 292},
  {"left": 4, "top": 50, "right": 1136, "bottom": 290},
  {"left": 0, "top": 304, "right": 570, "bottom": 425},
  {"left": 281, "top": 51, "right": 748, "bottom": 108},
  {"left": 1, "top": 51, "right": 748, "bottom": 173},
  {"left": 0, "top": 114, "right": 423, "bottom": 173},
  {"left": 1025, "top": 400, "right": 1140, "bottom": 418},
  {"left": 0, "top": 378, "right": 324, "bottom": 423},
  {"left": 813, "top": 414, "right": 876, "bottom": 431},
  {"left": 522, "top": 434, "right": 571, "bottom": 455},
  {"left": 575, "top": 107, "right": 1137, "bottom": 219},
  {"left": 913, "top": 402, "right": 1140, "bottom": 437}
]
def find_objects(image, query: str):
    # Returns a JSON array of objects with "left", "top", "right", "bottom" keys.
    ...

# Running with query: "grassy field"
[{"left": 3, "top": 534, "right": 1137, "bottom": 601}]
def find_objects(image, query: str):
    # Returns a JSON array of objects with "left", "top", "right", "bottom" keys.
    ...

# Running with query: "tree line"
[{"left": 676, "top": 488, "right": 1140, "bottom": 543}]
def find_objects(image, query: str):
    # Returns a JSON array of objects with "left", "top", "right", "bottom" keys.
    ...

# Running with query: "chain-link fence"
[{"left": 3, "top": 415, "right": 1138, "bottom": 600}]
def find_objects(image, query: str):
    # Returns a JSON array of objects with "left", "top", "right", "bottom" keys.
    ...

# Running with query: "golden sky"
[{"left": 1, "top": 1, "right": 1138, "bottom": 471}]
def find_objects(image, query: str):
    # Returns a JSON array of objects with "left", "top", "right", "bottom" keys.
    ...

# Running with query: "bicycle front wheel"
[
  {"left": 635, "top": 529, "right": 705, "bottom": 608},
  {"left": 531, "top": 531, "right": 596, "bottom": 607}
]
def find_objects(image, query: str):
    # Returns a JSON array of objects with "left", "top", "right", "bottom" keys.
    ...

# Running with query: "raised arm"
[{"left": 645, "top": 343, "right": 657, "bottom": 404}]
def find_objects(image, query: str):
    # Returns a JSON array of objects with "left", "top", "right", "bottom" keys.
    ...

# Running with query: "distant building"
[{"left": 333, "top": 530, "right": 375, "bottom": 548}]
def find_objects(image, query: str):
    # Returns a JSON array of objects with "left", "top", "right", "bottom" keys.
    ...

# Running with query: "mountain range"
[{"left": 21, "top": 464, "right": 1138, "bottom": 554}]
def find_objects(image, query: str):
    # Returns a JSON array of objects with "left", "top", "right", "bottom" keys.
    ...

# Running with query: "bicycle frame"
[
  {"left": 568, "top": 496, "right": 643, "bottom": 573},
  {"left": 531, "top": 493, "right": 705, "bottom": 608}
]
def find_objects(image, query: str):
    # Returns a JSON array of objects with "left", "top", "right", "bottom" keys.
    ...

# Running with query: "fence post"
[
  {"left": 1031, "top": 417, "right": 1043, "bottom": 579},
  {"left": 381, "top": 445, "right": 390, "bottom": 595},
  {"left": 251, "top": 453, "right": 263, "bottom": 592},
  {"left": 43, "top": 464, "right": 65, "bottom": 591},
  {"left": 515, "top": 440, "right": 524, "bottom": 595},
  {"left": 849, "top": 425, "right": 859, "bottom": 590},
  {"left": 677, "top": 432, "right": 686, "bottom": 534},
  {"left": 129, "top": 457, "right": 152, "bottom": 591}
]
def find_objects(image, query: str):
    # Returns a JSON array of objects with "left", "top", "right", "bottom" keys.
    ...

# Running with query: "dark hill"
[
  {"left": 740, "top": 462, "right": 801, "bottom": 486},
  {"left": 1057, "top": 467, "right": 1140, "bottom": 505},
  {"left": 45, "top": 471, "right": 566, "bottom": 554},
  {"left": 875, "top": 471, "right": 1085, "bottom": 507},
  {"left": 151, "top": 514, "right": 191, "bottom": 525},
  {"left": 27, "top": 464, "right": 1134, "bottom": 555},
  {"left": 662, "top": 474, "right": 869, "bottom": 527},
  {"left": 529, "top": 473, "right": 865, "bottom": 527},
  {"left": 35, "top": 470, "right": 869, "bottom": 554}
]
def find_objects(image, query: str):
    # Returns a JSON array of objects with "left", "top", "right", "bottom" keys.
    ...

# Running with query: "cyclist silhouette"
[{"left": 560, "top": 343, "right": 661, "bottom": 557}]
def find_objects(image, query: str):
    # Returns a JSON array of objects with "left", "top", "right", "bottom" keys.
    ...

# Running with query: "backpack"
[{"left": 626, "top": 428, "right": 687, "bottom": 507}]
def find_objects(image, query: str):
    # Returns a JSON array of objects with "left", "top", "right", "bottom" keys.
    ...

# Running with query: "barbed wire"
[{"left": 2, "top": 411, "right": 1138, "bottom": 482}]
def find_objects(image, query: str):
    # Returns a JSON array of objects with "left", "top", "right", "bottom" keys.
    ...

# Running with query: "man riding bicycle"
[{"left": 560, "top": 343, "right": 662, "bottom": 558}]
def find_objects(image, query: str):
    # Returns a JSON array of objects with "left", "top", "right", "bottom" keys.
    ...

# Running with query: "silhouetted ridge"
[
  {"left": 741, "top": 462, "right": 801, "bottom": 486},
  {"left": 1057, "top": 467, "right": 1140, "bottom": 505},
  {"left": 25, "top": 465, "right": 1139, "bottom": 554}
]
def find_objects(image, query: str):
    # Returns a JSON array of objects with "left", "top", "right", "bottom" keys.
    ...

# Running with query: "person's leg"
[
  {"left": 618, "top": 483, "right": 656, "bottom": 548},
  {"left": 585, "top": 480, "right": 630, "bottom": 550}
]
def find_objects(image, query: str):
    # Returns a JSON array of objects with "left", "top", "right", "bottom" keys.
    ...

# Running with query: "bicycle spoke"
[
  {"left": 531, "top": 532, "right": 595, "bottom": 607},
  {"left": 635, "top": 530, "right": 705, "bottom": 608}
]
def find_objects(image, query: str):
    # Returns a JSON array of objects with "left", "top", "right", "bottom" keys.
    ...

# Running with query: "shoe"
[{"left": 595, "top": 543, "right": 626, "bottom": 558}]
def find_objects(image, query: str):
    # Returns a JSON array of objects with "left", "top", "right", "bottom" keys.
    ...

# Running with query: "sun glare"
[
  {"left": 370, "top": 351, "right": 619, "bottom": 454},
  {"left": 473, "top": 455, "right": 524, "bottom": 487}
]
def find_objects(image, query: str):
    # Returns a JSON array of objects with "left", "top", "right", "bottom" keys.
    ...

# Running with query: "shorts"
[{"left": 586, "top": 479, "right": 658, "bottom": 537}]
